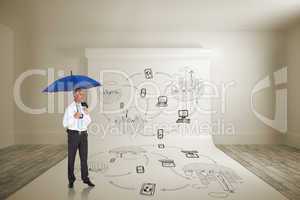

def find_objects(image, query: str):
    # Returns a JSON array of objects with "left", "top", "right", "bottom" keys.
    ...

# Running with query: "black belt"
[{"left": 67, "top": 129, "right": 87, "bottom": 135}]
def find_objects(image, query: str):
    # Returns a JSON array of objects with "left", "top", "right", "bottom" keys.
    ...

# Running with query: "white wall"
[
  {"left": 0, "top": 0, "right": 287, "bottom": 145},
  {"left": 8, "top": 31, "right": 284, "bottom": 145},
  {"left": 0, "top": 24, "right": 15, "bottom": 148},
  {"left": 285, "top": 23, "right": 300, "bottom": 148}
]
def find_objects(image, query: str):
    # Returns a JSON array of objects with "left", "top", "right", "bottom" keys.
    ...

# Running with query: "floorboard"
[
  {"left": 0, "top": 144, "right": 67, "bottom": 199},
  {"left": 217, "top": 145, "right": 300, "bottom": 200}
]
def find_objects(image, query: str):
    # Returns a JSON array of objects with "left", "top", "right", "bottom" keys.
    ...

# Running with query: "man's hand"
[
  {"left": 83, "top": 108, "right": 89, "bottom": 115},
  {"left": 74, "top": 112, "right": 81, "bottom": 119}
]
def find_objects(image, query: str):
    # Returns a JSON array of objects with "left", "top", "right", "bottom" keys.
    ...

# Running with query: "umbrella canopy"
[{"left": 42, "top": 73, "right": 101, "bottom": 93}]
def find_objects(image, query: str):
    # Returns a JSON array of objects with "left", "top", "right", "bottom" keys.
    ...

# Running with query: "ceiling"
[{"left": 2, "top": 0, "right": 300, "bottom": 32}]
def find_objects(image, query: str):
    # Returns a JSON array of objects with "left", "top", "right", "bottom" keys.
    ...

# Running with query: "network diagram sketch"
[
  {"left": 74, "top": 66, "right": 244, "bottom": 199},
  {"left": 75, "top": 143, "right": 243, "bottom": 199},
  {"left": 97, "top": 67, "right": 210, "bottom": 137}
]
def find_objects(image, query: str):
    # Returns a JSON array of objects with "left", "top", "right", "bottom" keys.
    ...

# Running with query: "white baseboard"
[
  {"left": 285, "top": 132, "right": 300, "bottom": 149},
  {"left": 212, "top": 132, "right": 285, "bottom": 144},
  {"left": 0, "top": 130, "right": 15, "bottom": 149}
]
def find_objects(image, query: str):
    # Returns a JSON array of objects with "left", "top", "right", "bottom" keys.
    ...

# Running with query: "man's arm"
[
  {"left": 63, "top": 106, "right": 77, "bottom": 129},
  {"left": 82, "top": 108, "right": 92, "bottom": 126}
]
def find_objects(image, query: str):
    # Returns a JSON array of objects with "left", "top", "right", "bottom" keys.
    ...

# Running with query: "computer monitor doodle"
[
  {"left": 156, "top": 96, "right": 168, "bottom": 107},
  {"left": 176, "top": 109, "right": 190, "bottom": 123},
  {"left": 178, "top": 110, "right": 188, "bottom": 118},
  {"left": 159, "top": 159, "right": 176, "bottom": 168},
  {"left": 158, "top": 96, "right": 167, "bottom": 103}
]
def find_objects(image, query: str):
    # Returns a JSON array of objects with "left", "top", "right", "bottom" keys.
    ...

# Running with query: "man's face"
[{"left": 74, "top": 90, "right": 85, "bottom": 102}]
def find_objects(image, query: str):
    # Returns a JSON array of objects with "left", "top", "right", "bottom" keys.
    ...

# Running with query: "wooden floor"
[
  {"left": 217, "top": 145, "right": 300, "bottom": 200},
  {"left": 0, "top": 144, "right": 299, "bottom": 200},
  {"left": 0, "top": 144, "right": 67, "bottom": 199}
]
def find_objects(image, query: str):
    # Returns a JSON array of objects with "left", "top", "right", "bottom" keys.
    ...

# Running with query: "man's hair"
[{"left": 73, "top": 88, "right": 82, "bottom": 96}]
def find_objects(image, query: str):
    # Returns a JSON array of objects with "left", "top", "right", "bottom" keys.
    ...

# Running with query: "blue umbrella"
[{"left": 42, "top": 72, "right": 101, "bottom": 93}]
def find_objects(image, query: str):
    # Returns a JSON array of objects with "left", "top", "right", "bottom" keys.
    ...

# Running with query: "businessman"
[{"left": 63, "top": 88, "right": 95, "bottom": 188}]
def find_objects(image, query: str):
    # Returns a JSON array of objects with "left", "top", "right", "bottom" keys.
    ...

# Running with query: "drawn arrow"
[
  {"left": 104, "top": 172, "right": 132, "bottom": 178},
  {"left": 126, "top": 72, "right": 143, "bottom": 80},
  {"left": 161, "top": 184, "right": 190, "bottom": 192},
  {"left": 169, "top": 168, "right": 191, "bottom": 180},
  {"left": 167, "top": 146, "right": 184, "bottom": 151},
  {"left": 144, "top": 154, "right": 150, "bottom": 166},
  {"left": 150, "top": 152, "right": 169, "bottom": 159},
  {"left": 139, "top": 144, "right": 155, "bottom": 148},
  {"left": 108, "top": 181, "right": 137, "bottom": 190},
  {"left": 120, "top": 84, "right": 139, "bottom": 90},
  {"left": 155, "top": 72, "right": 173, "bottom": 79}
]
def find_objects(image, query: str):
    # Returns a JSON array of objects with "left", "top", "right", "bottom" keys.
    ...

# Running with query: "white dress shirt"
[{"left": 63, "top": 101, "right": 91, "bottom": 131}]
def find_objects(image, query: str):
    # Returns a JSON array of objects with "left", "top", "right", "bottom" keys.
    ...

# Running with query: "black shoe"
[
  {"left": 83, "top": 180, "right": 95, "bottom": 187},
  {"left": 68, "top": 182, "right": 74, "bottom": 188}
]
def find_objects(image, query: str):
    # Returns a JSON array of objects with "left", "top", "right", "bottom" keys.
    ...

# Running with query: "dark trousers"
[{"left": 67, "top": 129, "right": 89, "bottom": 183}]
